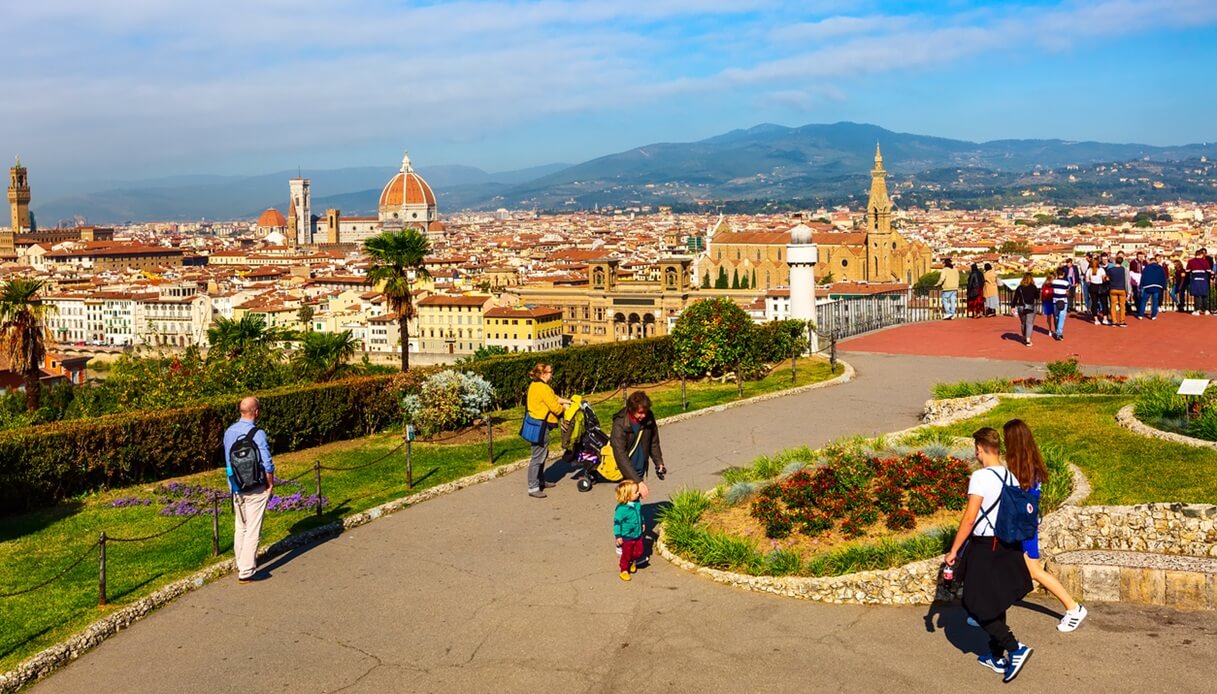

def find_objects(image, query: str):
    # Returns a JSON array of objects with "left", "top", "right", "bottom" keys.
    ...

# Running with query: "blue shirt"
[{"left": 223, "top": 419, "right": 274, "bottom": 493}]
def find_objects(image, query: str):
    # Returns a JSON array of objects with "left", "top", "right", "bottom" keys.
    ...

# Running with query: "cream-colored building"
[
  {"left": 484, "top": 306, "right": 563, "bottom": 353},
  {"left": 416, "top": 294, "right": 493, "bottom": 356}
]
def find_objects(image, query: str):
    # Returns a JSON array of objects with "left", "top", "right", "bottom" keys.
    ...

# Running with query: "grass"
[
  {"left": 0, "top": 359, "right": 841, "bottom": 671},
  {"left": 931, "top": 395, "right": 1217, "bottom": 506}
]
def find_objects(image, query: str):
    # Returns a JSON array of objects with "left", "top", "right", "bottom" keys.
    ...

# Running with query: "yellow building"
[
  {"left": 484, "top": 306, "right": 564, "bottom": 353},
  {"left": 512, "top": 257, "right": 695, "bottom": 346},
  {"left": 416, "top": 294, "right": 493, "bottom": 356},
  {"left": 699, "top": 145, "right": 932, "bottom": 288}
]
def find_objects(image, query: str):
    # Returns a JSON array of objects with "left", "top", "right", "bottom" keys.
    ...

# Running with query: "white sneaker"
[{"left": 1058, "top": 604, "right": 1088, "bottom": 632}]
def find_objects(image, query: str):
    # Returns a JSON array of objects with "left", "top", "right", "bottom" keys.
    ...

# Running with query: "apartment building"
[
  {"left": 415, "top": 294, "right": 493, "bottom": 356},
  {"left": 484, "top": 306, "right": 564, "bottom": 353}
]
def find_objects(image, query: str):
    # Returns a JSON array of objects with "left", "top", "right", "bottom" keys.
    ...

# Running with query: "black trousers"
[{"left": 972, "top": 609, "right": 1018, "bottom": 659}]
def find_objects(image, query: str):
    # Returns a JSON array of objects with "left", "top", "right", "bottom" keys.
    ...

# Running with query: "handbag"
[{"left": 519, "top": 412, "right": 548, "bottom": 445}]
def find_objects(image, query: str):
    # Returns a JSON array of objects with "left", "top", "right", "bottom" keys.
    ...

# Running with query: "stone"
[
  {"left": 1081, "top": 564, "right": 1121, "bottom": 602},
  {"left": 1164, "top": 570, "right": 1211, "bottom": 609},
  {"left": 1120, "top": 567, "right": 1165, "bottom": 605}
]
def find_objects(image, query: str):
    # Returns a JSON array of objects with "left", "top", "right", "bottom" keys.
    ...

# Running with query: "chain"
[
  {"left": 0, "top": 542, "right": 99, "bottom": 598},
  {"left": 318, "top": 441, "right": 406, "bottom": 471}
]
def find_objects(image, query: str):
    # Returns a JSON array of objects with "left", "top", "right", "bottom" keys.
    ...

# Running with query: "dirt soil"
[{"left": 702, "top": 501, "right": 957, "bottom": 560}]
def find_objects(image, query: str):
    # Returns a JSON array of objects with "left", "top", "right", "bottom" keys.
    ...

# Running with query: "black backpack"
[{"left": 228, "top": 427, "right": 267, "bottom": 492}]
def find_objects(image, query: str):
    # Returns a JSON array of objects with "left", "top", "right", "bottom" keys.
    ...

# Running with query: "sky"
[{"left": 3, "top": 0, "right": 1217, "bottom": 195}]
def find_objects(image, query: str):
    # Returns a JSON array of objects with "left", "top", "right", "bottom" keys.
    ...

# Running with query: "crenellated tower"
[{"left": 8, "top": 157, "right": 31, "bottom": 232}]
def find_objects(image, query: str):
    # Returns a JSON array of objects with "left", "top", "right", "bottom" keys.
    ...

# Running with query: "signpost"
[
  {"left": 1177, "top": 379, "right": 1210, "bottom": 420},
  {"left": 405, "top": 424, "right": 415, "bottom": 488}
]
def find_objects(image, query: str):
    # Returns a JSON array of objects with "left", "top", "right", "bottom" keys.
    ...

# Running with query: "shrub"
[
  {"left": 671, "top": 298, "right": 757, "bottom": 378},
  {"left": 402, "top": 370, "right": 496, "bottom": 436},
  {"left": 885, "top": 508, "right": 916, "bottom": 531},
  {"left": 765, "top": 548, "right": 804, "bottom": 576},
  {"left": 1045, "top": 357, "right": 1082, "bottom": 382}
]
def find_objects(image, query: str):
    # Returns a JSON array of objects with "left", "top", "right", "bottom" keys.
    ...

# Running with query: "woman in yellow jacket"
[{"left": 526, "top": 362, "right": 570, "bottom": 498}]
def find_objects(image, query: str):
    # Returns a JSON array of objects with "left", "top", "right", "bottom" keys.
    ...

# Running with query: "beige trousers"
[{"left": 233, "top": 487, "right": 270, "bottom": 579}]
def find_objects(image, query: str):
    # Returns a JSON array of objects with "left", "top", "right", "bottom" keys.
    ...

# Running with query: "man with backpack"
[{"left": 224, "top": 396, "right": 275, "bottom": 583}]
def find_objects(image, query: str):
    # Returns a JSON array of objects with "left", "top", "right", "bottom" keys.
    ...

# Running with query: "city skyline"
[{"left": 3, "top": 0, "right": 1217, "bottom": 192}]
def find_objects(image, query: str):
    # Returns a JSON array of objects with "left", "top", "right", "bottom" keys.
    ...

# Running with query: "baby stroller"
[{"left": 560, "top": 396, "right": 624, "bottom": 492}]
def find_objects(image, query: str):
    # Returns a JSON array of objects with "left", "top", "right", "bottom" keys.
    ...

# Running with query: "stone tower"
[
  {"left": 289, "top": 176, "right": 311, "bottom": 246},
  {"left": 8, "top": 158, "right": 31, "bottom": 232},
  {"left": 864, "top": 144, "right": 893, "bottom": 282}
]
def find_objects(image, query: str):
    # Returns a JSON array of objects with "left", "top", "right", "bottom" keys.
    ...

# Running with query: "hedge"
[
  {"left": 0, "top": 376, "right": 399, "bottom": 513},
  {"left": 460, "top": 336, "right": 677, "bottom": 409}
]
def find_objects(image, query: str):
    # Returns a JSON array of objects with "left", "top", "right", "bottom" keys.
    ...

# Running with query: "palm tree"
[
  {"left": 364, "top": 229, "right": 431, "bottom": 371},
  {"left": 206, "top": 314, "right": 287, "bottom": 359},
  {"left": 292, "top": 330, "right": 360, "bottom": 381},
  {"left": 0, "top": 278, "right": 54, "bottom": 413}
]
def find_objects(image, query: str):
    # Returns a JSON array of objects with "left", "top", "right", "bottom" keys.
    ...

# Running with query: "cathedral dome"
[
  {"left": 789, "top": 223, "right": 814, "bottom": 245},
  {"left": 379, "top": 152, "right": 436, "bottom": 209},
  {"left": 256, "top": 208, "right": 287, "bottom": 228}
]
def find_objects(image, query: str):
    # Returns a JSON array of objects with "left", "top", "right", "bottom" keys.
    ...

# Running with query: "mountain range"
[{"left": 30, "top": 122, "right": 1217, "bottom": 224}]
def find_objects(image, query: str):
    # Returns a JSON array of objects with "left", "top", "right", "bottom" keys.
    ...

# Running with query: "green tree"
[
  {"left": 297, "top": 305, "right": 315, "bottom": 329},
  {"left": 998, "top": 240, "right": 1031, "bottom": 255},
  {"left": 752, "top": 268, "right": 758, "bottom": 288},
  {"left": 702, "top": 271, "right": 711, "bottom": 289},
  {"left": 715, "top": 267, "right": 729, "bottom": 289},
  {"left": 292, "top": 330, "right": 360, "bottom": 381},
  {"left": 456, "top": 345, "right": 509, "bottom": 365},
  {"left": 206, "top": 314, "right": 287, "bottom": 359},
  {"left": 731, "top": 268, "right": 740, "bottom": 289},
  {"left": 671, "top": 298, "right": 756, "bottom": 378},
  {"left": 913, "top": 271, "right": 941, "bottom": 296},
  {"left": 819, "top": 271, "right": 835, "bottom": 286},
  {"left": 0, "top": 278, "right": 53, "bottom": 413},
  {"left": 364, "top": 229, "right": 432, "bottom": 371}
]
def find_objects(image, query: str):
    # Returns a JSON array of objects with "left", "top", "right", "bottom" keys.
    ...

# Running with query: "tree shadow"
[{"left": 0, "top": 500, "right": 86, "bottom": 543}]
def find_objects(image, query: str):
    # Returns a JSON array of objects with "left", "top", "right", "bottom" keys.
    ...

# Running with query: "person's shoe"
[
  {"left": 528, "top": 490, "right": 547, "bottom": 498},
  {"left": 1003, "top": 644, "right": 1033, "bottom": 683},
  {"left": 1058, "top": 604, "right": 1088, "bottom": 632},
  {"left": 1119, "top": 323, "right": 1128, "bottom": 327},
  {"left": 542, "top": 481, "right": 558, "bottom": 489},
  {"left": 619, "top": 571, "right": 631, "bottom": 582},
  {"left": 1151, "top": 315, "right": 1158, "bottom": 320},
  {"left": 977, "top": 654, "right": 1007, "bottom": 674},
  {"left": 655, "top": 464, "right": 666, "bottom": 480},
  {"left": 1024, "top": 340, "right": 1032, "bottom": 347},
  {"left": 966, "top": 616, "right": 980, "bottom": 627},
  {"left": 237, "top": 572, "right": 266, "bottom": 584},
  {"left": 1137, "top": 315, "right": 1143, "bottom": 320},
  {"left": 629, "top": 561, "right": 637, "bottom": 574}
]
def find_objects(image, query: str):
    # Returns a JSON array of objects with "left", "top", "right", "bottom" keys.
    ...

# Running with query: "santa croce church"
[{"left": 698, "top": 145, "right": 932, "bottom": 289}]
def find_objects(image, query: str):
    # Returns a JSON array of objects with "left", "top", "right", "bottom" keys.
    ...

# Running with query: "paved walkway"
[
  {"left": 844, "top": 310, "right": 1217, "bottom": 372},
  {"left": 37, "top": 354, "right": 1217, "bottom": 693}
]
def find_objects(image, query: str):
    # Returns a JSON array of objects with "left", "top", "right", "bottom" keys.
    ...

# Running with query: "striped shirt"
[{"left": 1051, "top": 278, "right": 1070, "bottom": 300}]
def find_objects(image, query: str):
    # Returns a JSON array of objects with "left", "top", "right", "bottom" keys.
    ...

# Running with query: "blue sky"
[{"left": 3, "top": 0, "right": 1216, "bottom": 194}]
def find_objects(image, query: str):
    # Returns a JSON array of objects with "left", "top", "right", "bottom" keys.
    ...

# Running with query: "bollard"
[
  {"left": 211, "top": 495, "right": 220, "bottom": 557},
  {"left": 791, "top": 351, "right": 797, "bottom": 384},
  {"left": 680, "top": 376, "right": 687, "bottom": 411},
  {"left": 405, "top": 424, "right": 415, "bottom": 489},
  {"left": 736, "top": 363, "right": 743, "bottom": 398},
  {"left": 313, "top": 460, "right": 322, "bottom": 517},
  {"left": 830, "top": 333, "right": 838, "bottom": 372},
  {"left": 621, "top": 382, "right": 628, "bottom": 411},
  {"left": 486, "top": 413, "right": 494, "bottom": 465},
  {"left": 98, "top": 532, "right": 107, "bottom": 607}
]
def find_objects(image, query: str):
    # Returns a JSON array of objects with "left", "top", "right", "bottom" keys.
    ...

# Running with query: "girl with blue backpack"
[
  {"left": 1004, "top": 419, "right": 1087, "bottom": 632},
  {"left": 944, "top": 427, "right": 1034, "bottom": 683}
]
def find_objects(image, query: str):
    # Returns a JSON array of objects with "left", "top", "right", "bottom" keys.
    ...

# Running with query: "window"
[{"left": 841, "top": 258, "right": 848, "bottom": 267}]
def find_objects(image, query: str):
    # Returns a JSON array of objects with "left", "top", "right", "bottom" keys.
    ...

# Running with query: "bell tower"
[
  {"left": 8, "top": 157, "right": 31, "bottom": 232},
  {"left": 864, "top": 144, "right": 894, "bottom": 282}
]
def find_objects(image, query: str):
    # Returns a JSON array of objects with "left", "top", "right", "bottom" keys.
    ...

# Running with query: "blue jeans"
[
  {"left": 1138, "top": 288, "right": 1162, "bottom": 318},
  {"left": 1055, "top": 307, "right": 1068, "bottom": 336},
  {"left": 942, "top": 290, "right": 957, "bottom": 317}
]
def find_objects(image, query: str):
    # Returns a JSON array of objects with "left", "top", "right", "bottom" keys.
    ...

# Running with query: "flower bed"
[
  {"left": 930, "top": 358, "right": 1175, "bottom": 400},
  {"left": 1131, "top": 371, "right": 1217, "bottom": 442}
]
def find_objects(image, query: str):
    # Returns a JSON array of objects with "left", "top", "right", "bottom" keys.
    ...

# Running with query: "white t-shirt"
[
  {"left": 1086, "top": 268, "right": 1107, "bottom": 285},
  {"left": 967, "top": 465, "right": 1019, "bottom": 536}
]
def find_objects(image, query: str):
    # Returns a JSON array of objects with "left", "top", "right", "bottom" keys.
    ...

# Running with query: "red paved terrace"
[{"left": 842, "top": 310, "right": 1217, "bottom": 372}]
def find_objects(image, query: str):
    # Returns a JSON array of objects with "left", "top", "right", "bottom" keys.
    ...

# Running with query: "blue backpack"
[{"left": 976, "top": 468, "right": 1039, "bottom": 544}]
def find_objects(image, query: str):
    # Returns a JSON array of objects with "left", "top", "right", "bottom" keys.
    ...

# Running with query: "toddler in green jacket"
[{"left": 614, "top": 480, "right": 645, "bottom": 581}]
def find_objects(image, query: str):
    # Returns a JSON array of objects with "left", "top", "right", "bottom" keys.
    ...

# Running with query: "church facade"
[{"left": 698, "top": 146, "right": 932, "bottom": 288}]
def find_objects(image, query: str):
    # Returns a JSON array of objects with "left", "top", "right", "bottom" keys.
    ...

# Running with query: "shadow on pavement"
[{"left": 923, "top": 600, "right": 990, "bottom": 657}]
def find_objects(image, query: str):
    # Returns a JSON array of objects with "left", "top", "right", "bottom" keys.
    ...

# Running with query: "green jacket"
[{"left": 613, "top": 501, "right": 643, "bottom": 539}]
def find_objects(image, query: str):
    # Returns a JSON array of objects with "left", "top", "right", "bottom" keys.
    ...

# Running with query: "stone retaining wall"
[
  {"left": 1115, "top": 404, "right": 1217, "bottom": 451},
  {"left": 1045, "top": 550, "right": 1217, "bottom": 610},
  {"left": 1039, "top": 503, "right": 1217, "bottom": 558}
]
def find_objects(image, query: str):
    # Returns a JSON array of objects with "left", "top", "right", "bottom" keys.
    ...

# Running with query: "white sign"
[{"left": 1177, "top": 379, "right": 1210, "bottom": 396}]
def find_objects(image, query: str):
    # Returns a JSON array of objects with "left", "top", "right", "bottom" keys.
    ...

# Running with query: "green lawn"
[
  {"left": 0, "top": 359, "right": 840, "bottom": 670},
  {"left": 932, "top": 395, "right": 1217, "bottom": 506}
]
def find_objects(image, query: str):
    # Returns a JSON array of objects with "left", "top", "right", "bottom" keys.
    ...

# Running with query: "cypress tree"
[
  {"left": 715, "top": 267, "right": 729, "bottom": 289},
  {"left": 702, "top": 271, "right": 711, "bottom": 288},
  {"left": 731, "top": 268, "right": 740, "bottom": 289},
  {"left": 740, "top": 272, "right": 750, "bottom": 290}
]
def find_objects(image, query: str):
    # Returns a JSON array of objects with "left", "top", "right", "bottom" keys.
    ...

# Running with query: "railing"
[{"left": 814, "top": 285, "right": 1018, "bottom": 341}]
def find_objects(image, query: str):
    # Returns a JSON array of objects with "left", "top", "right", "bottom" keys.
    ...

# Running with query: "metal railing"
[{"left": 813, "top": 286, "right": 1019, "bottom": 341}]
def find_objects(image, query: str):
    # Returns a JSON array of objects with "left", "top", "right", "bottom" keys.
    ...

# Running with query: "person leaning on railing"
[{"left": 935, "top": 258, "right": 960, "bottom": 320}]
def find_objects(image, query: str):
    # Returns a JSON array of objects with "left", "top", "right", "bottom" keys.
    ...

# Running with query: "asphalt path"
[{"left": 35, "top": 353, "right": 1217, "bottom": 693}]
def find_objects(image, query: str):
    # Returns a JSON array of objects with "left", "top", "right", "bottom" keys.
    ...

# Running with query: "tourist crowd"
[{"left": 934, "top": 249, "right": 1217, "bottom": 346}]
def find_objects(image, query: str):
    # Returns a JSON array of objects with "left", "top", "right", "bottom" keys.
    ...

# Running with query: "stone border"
[
  {"left": 1116, "top": 404, "right": 1217, "bottom": 451},
  {"left": 0, "top": 357, "right": 854, "bottom": 694}
]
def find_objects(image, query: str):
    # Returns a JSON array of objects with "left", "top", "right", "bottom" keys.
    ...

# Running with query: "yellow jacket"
[{"left": 527, "top": 381, "right": 563, "bottom": 424}]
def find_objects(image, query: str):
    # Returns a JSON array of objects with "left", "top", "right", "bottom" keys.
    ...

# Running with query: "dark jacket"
[
  {"left": 1012, "top": 284, "right": 1038, "bottom": 313},
  {"left": 610, "top": 408, "right": 664, "bottom": 483},
  {"left": 966, "top": 269, "right": 984, "bottom": 299},
  {"left": 1140, "top": 262, "right": 1167, "bottom": 292}
]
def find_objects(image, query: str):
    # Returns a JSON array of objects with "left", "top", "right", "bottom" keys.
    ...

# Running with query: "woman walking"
[
  {"left": 524, "top": 362, "right": 570, "bottom": 499},
  {"left": 966, "top": 263, "right": 985, "bottom": 319},
  {"left": 945, "top": 427, "right": 1034, "bottom": 683},
  {"left": 1003, "top": 419, "right": 1088, "bottom": 632},
  {"left": 1011, "top": 273, "right": 1039, "bottom": 347},
  {"left": 1085, "top": 258, "right": 1109, "bottom": 324}
]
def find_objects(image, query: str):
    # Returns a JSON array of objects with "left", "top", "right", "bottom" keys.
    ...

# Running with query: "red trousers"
[{"left": 618, "top": 537, "right": 644, "bottom": 572}]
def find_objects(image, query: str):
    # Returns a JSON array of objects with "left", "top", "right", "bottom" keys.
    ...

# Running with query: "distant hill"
[
  {"left": 32, "top": 163, "right": 570, "bottom": 224},
  {"left": 30, "top": 122, "right": 1217, "bottom": 222}
]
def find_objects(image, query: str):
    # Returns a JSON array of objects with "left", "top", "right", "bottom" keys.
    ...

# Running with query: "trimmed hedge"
[
  {"left": 0, "top": 376, "right": 399, "bottom": 513},
  {"left": 461, "top": 336, "right": 676, "bottom": 409}
]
